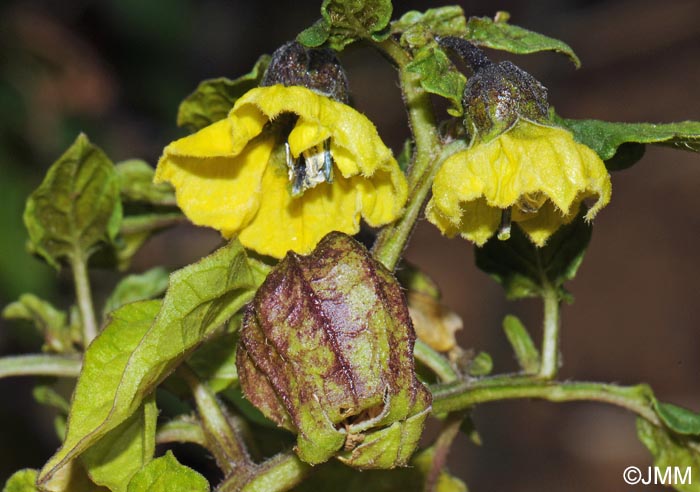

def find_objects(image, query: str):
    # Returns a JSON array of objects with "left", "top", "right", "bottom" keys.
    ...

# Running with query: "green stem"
[
  {"left": 156, "top": 417, "right": 207, "bottom": 448},
  {"left": 538, "top": 286, "right": 561, "bottom": 379},
  {"left": 414, "top": 340, "right": 459, "bottom": 383},
  {"left": 179, "top": 365, "right": 253, "bottom": 478},
  {"left": 0, "top": 354, "right": 82, "bottom": 379},
  {"left": 371, "top": 38, "right": 442, "bottom": 271},
  {"left": 237, "top": 453, "right": 311, "bottom": 492},
  {"left": 431, "top": 378, "right": 660, "bottom": 426},
  {"left": 71, "top": 253, "right": 98, "bottom": 345}
]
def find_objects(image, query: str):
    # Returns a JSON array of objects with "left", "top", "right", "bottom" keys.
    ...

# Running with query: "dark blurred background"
[{"left": 0, "top": 0, "right": 698, "bottom": 490}]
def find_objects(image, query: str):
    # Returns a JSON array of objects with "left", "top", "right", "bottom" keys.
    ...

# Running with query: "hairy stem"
[
  {"left": 431, "top": 378, "right": 660, "bottom": 426},
  {"left": 156, "top": 416, "right": 207, "bottom": 448},
  {"left": 0, "top": 354, "right": 82, "bottom": 379},
  {"left": 237, "top": 453, "right": 311, "bottom": 492},
  {"left": 538, "top": 286, "right": 561, "bottom": 379},
  {"left": 371, "top": 38, "right": 441, "bottom": 271},
  {"left": 179, "top": 365, "right": 253, "bottom": 478},
  {"left": 71, "top": 252, "right": 98, "bottom": 345}
]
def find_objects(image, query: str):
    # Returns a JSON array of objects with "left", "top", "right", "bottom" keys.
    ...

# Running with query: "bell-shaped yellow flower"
[
  {"left": 155, "top": 85, "right": 407, "bottom": 258},
  {"left": 427, "top": 120, "right": 611, "bottom": 246}
]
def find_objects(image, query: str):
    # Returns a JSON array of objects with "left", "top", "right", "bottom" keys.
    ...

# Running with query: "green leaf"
[
  {"left": 126, "top": 451, "right": 209, "bottom": 492},
  {"left": 33, "top": 385, "right": 71, "bottom": 414},
  {"left": 297, "top": 19, "right": 332, "bottom": 48},
  {"left": 637, "top": 419, "right": 700, "bottom": 492},
  {"left": 38, "top": 240, "right": 264, "bottom": 491},
  {"left": 553, "top": 115, "right": 700, "bottom": 171},
  {"left": 465, "top": 14, "right": 580, "bottom": 68},
  {"left": 24, "top": 134, "right": 122, "bottom": 269},
  {"left": 177, "top": 55, "right": 271, "bottom": 132},
  {"left": 103, "top": 267, "right": 170, "bottom": 317},
  {"left": 654, "top": 402, "right": 700, "bottom": 436},
  {"left": 475, "top": 209, "right": 591, "bottom": 300},
  {"left": 2, "top": 294, "right": 72, "bottom": 352},
  {"left": 3, "top": 469, "right": 38, "bottom": 492},
  {"left": 392, "top": 6, "right": 467, "bottom": 50},
  {"left": 468, "top": 351, "right": 493, "bottom": 377},
  {"left": 298, "top": 0, "right": 393, "bottom": 51},
  {"left": 115, "top": 160, "right": 176, "bottom": 206},
  {"left": 407, "top": 45, "right": 467, "bottom": 116},
  {"left": 81, "top": 395, "right": 158, "bottom": 492},
  {"left": 187, "top": 330, "right": 240, "bottom": 393},
  {"left": 502, "top": 314, "right": 540, "bottom": 374}
]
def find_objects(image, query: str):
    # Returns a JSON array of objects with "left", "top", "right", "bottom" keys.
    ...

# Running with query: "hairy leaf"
[
  {"left": 637, "top": 419, "right": 700, "bottom": 492},
  {"left": 465, "top": 14, "right": 580, "bottom": 68},
  {"left": 103, "top": 267, "right": 170, "bottom": 317},
  {"left": 115, "top": 160, "right": 175, "bottom": 206},
  {"left": 407, "top": 45, "right": 467, "bottom": 116},
  {"left": 298, "top": 0, "right": 393, "bottom": 50},
  {"left": 38, "top": 240, "right": 263, "bottom": 491},
  {"left": 2, "top": 294, "right": 71, "bottom": 352},
  {"left": 654, "top": 402, "right": 700, "bottom": 436},
  {"left": 553, "top": 115, "right": 700, "bottom": 171},
  {"left": 81, "top": 396, "right": 157, "bottom": 492},
  {"left": 126, "top": 451, "right": 208, "bottom": 492},
  {"left": 24, "top": 134, "right": 122, "bottom": 269},
  {"left": 392, "top": 6, "right": 467, "bottom": 50},
  {"left": 3, "top": 469, "right": 38, "bottom": 492},
  {"left": 177, "top": 55, "right": 271, "bottom": 132},
  {"left": 475, "top": 209, "right": 591, "bottom": 300}
]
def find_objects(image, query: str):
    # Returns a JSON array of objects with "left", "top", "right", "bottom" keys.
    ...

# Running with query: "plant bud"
[
  {"left": 463, "top": 60, "right": 549, "bottom": 141},
  {"left": 438, "top": 36, "right": 549, "bottom": 142},
  {"left": 261, "top": 41, "right": 350, "bottom": 104},
  {"left": 236, "top": 232, "right": 431, "bottom": 468}
]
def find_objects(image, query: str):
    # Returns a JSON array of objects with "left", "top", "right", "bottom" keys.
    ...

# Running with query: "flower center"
[
  {"left": 497, "top": 208, "right": 512, "bottom": 241},
  {"left": 285, "top": 139, "right": 334, "bottom": 196},
  {"left": 497, "top": 192, "right": 548, "bottom": 241},
  {"left": 516, "top": 192, "right": 547, "bottom": 214}
]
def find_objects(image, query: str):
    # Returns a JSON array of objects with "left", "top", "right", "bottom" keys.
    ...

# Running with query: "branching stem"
[
  {"left": 71, "top": 252, "right": 98, "bottom": 345},
  {"left": 431, "top": 378, "right": 660, "bottom": 426}
]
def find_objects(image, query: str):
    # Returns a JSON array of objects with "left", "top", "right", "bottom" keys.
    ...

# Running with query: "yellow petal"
[
  {"left": 233, "top": 85, "right": 395, "bottom": 178},
  {"left": 354, "top": 167, "right": 408, "bottom": 227},
  {"left": 159, "top": 118, "right": 237, "bottom": 158},
  {"left": 287, "top": 118, "right": 332, "bottom": 158},
  {"left": 515, "top": 200, "right": 580, "bottom": 246},
  {"left": 238, "top": 159, "right": 362, "bottom": 258},
  {"left": 427, "top": 120, "right": 611, "bottom": 245},
  {"left": 156, "top": 135, "right": 274, "bottom": 235},
  {"left": 157, "top": 85, "right": 408, "bottom": 257}
]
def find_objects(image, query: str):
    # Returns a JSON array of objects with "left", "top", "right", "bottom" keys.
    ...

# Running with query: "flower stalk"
[{"left": 539, "top": 285, "right": 561, "bottom": 379}]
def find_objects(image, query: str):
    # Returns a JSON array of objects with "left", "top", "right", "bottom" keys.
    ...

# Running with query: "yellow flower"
[
  {"left": 427, "top": 120, "right": 611, "bottom": 246},
  {"left": 155, "top": 85, "right": 407, "bottom": 258}
]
